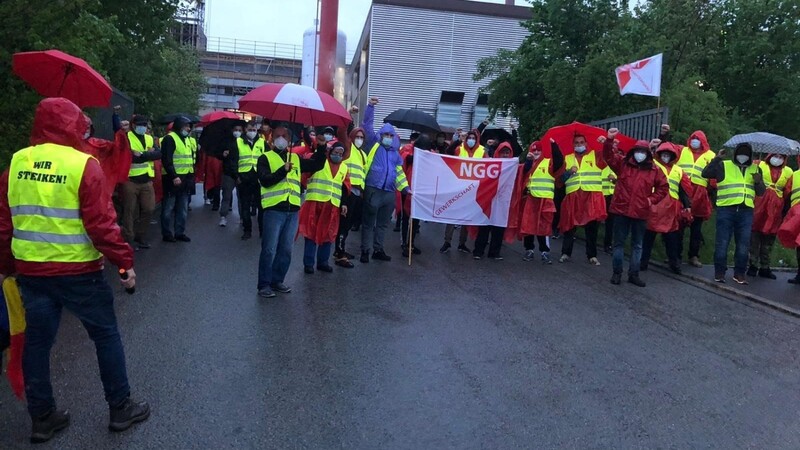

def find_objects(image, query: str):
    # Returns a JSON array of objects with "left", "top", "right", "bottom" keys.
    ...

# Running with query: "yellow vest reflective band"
[
  {"left": 654, "top": 161, "right": 684, "bottom": 200},
  {"left": 306, "top": 161, "right": 348, "bottom": 207},
  {"left": 677, "top": 147, "right": 715, "bottom": 187},
  {"left": 345, "top": 145, "right": 367, "bottom": 189},
  {"left": 237, "top": 137, "right": 266, "bottom": 173},
  {"left": 127, "top": 131, "right": 155, "bottom": 178},
  {"left": 527, "top": 158, "right": 554, "bottom": 199},
  {"left": 791, "top": 170, "right": 800, "bottom": 207},
  {"left": 716, "top": 161, "right": 757, "bottom": 207},
  {"left": 7, "top": 144, "right": 103, "bottom": 263},
  {"left": 564, "top": 152, "right": 603, "bottom": 194},
  {"left": 364, "top": 143, "right": 410, "bottom": 192},
  {"left": 260, "top": 151, "right": 302, "bottom": 208},
  {"left": 162, "top": 132, "right": 194, "bottom": 175},
  {"left": 458, "top": 145, "right": 486, "bottom": 158},
  {"left": 758, "top": 161, "right": 792, "bottom": 199},
  {"left": 601, "top": 166, "right": 616, "bottom": 196}
]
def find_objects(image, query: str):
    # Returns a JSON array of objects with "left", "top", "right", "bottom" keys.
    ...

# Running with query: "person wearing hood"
[
  {"left": 120, "top": 115, "right": 162, "bottom": 249},
  {"left": 641, "top": 143, "right": 693, "bottom": 274},
  {"left": 299, "top": 141, "right": 350, "bottom": 273},
  {"left": 780, "top": 166, "right": 800, "bottom": 284},
  {"left": 472, "top": 141, "right": 516, "bottom": 261},
  {"left": 702, "top": 143, "right": 766, "bottom": 284},
  {"left": 256, "top": 127, "right": 327, "bottom": 298},
  {"left": 0, "top": 98, "right": 149, "bottom": 441},
  {"left": 160, "top": 116, "right": 194, "bottom": 243},
  {"left": 220, "top": 124, "right": 245, "bottom": 228},
  {"left": 359, "top": 96, "right": 410, "bottom": 263},
  {"left": 602, "top": 129, "right": 669, "bottom": 287},
  {"left": 439, "top": 128, "right": 485, "bottom": 254},
  {"left": 746, "top": 153, "right": 793, "bottom": 279},
  {"left": 601, "top": 141, "right": 621, "bottom": 254},
  {"left": 335, "top": 126, "right": 368, "bottom": 266},
  {"left": 233, "top": 121, "right": 267, "bottom": 240},
  {"left": 521, "top": 140, "right": 565, "bottom": 264},
  {"left": 677, "top": 131, "right": 717, "bottom": 268}
]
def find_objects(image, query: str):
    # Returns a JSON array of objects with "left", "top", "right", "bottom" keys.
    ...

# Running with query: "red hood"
[
  {"left": 687, "top": 130, "right": 710, "bottom": 152},
  {"left": 347, "top": 126, "right": 367, "bottom": 159},
  {"left": 30, "top": 97, "right": 88, "bottom": 150},
  {"left": 465, "top": 128, "right": 482, "bottom": 150},
  {"left": 655, "top": 142, "right": 681, "bottom": 166},
  {"left": 763, "top": 153, "right": 788, "bottom": 168},
  {"left": 494, "top": 142, "right": 514, "bottom": 158}
]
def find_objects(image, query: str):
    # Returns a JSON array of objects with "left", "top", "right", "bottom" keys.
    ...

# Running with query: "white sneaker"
[
  {"left": 588, "top": 257, "right": 600, "bottom": 266},
  {"left": 204, "top": 198, "right": 212, "bottom": 205},
  {"left": 219, "top": 216, "right": 227, "bottom": 227},
  {"left": 559, "top": 254, "right": 570, "bottom": 263},
  {"left": 523, "top": 249, "right": 536, "bottom": 261}
]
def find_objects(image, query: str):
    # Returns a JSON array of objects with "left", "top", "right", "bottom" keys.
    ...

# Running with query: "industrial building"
[{"left": 347, "top": 0, "right": 530, "bottom": 137}]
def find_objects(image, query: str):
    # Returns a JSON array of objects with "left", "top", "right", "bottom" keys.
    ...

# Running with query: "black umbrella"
[
  {"left": 158, "top": 113, "right": 201, "bottom": 125},
  {"left": 480, "top": 127, "right": 513, "bottom": 145},
  {"left": 199, "top": 117, "right": 246, "bottom": 159},
  {"left": 384, "top": 109, "right": 441, "bottom": 133}
]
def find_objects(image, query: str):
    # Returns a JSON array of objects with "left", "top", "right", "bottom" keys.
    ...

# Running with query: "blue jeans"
[
  {"left": 303, "top": 239, "right": 333, "bottom": 268},
  {"left": 258, "top": 209, "right": 299, "bottom": 290},
  {"left": 612, "top": 215, "right": 646, "bottom": 275},
  {"left": 714, "top": 205, "right": 754, "bottom": 276},
  {"left": 161, "top": 189, "right": 189, "bottom": 237},
  {"left": 18, "top": 272, "right": 130, "bottom": 417}
]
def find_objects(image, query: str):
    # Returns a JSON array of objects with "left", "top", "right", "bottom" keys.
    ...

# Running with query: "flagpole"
[
  {"left": 407, "top": 211, "right": 413, "bottom": 266},
  {"left": 655, "top": 96, "right": 662, "bottom": 138}
]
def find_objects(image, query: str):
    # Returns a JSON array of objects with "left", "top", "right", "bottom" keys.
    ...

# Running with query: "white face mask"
[
  {"left": 466, "top": 139, "right": 476, "bottom": 148},
  {"left": 633, "top": 152, "right": 647, "bottom": 163},
  {"left": 574, "top": 145, "right": 587, "bottom": 154},
  {"left": 134, "top": 126, "right": 147, "bottom": 135},
  {"left": 233, "top": 131, "right": 242, "bottom": 138},
  {"left": 274, "top": 137, "right": 288, "bottom": 150},
  {"left": 769, "top": 156, "right": 784, "bottom": 167},
  {"left": 736, "top": 154, "right": 750, "bottom": 164},
  {"left": 660, "top": 153, "right": 672, "bottom": 164},
  {"left": 690, "top": 139, "right": 701, "bottom": 150},
  {"left": 180, "top": 130, "right": 190, "bottom": 137},
  {"left": 354, "top": 138, "right": 364, "bottom": 149},
  {"left": 246, "top": 131, "right": 257, "bottom": 140},
  {"left": 83, "top": 131, "right": 91, "bottom": 140}
]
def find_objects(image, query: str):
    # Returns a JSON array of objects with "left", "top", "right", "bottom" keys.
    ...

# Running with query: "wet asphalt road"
[{"left": 2, "top": 196, "right": 800, "bottom": 449}]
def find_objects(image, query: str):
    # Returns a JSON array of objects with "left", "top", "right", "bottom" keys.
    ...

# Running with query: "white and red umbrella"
[{"left": 238, "top": 83, "right": 351, "bottom": 128}]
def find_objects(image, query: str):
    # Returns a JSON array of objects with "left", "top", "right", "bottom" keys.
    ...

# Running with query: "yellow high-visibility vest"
[
  {"left": 677, "top": 147, "right": 715, "bottom": 187},
  {"left": 364, "top": 143, "right": 409, "bottom": 192},
  {"left": 757, "top": 161, "right": 792, "bottom": 199},
  {"left": 654, "top": 161, "right": 684, "bottom": 200},
  {"left": 601, "top": 166, "right": 616, "bottom": 196},
  {"left": 260, "top": 151, "right": 302, "bottom": 208},
  {"left": 8, "top": 143, "right": 102, "bottom": 263},
  {"left": 457, "top": 145, "right": 486, "bottom": 159},
  {"left": 790, "top": 170, "right": 800, "bottom": 207},
  {"left": 527, "top": 158, "right": 554, "bottom": 199},
  {"left": 716, "top": 161, "right": 758, "bottom": 207},
  {"left": 306, "top": 161, "right": 348, "bottom": 207},
  {"left": 237, "top": 137, "right": 266, "bottom": 173},
  {"left": 127, "top": 131, "right": 155, "bottom": 178},
  {"left": 346, "top": 145, "right": 367, "bottom": 189},
  {"left": 564, "top": 152, "right": 603, "bottom": 194}
]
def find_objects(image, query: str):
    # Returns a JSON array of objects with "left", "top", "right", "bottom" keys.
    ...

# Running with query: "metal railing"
[
  {"left": 591, "top": 107, "right": 670, "bottom": 140},
  {"left": 203, "top": 36, "right": 303, "bottom": 60}
]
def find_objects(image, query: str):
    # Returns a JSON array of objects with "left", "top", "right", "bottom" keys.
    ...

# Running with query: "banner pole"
[
  {"left": 655, "top": 96, "right": 662, "bottom": 138},
  {"left": 407, "top": 212, "right": 413, "bottom": 266}
]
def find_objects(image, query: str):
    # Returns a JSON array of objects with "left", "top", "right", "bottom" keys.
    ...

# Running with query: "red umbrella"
[
  {"left": 238, "top": 83, "right": 351, "bottom": 128},
  {"left": 198, "top": 110, "right": 241, "bottom": 127},
  {"left": 542, "top": 121, "right": 637, "bottom": 156},
  {"left": 12, "top": 50, "right": 112, "bottom": 108}
]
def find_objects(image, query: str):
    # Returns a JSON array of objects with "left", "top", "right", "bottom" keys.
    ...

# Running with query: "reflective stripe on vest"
[
  {"left": 161, "top": 132, "right": 194, "bottom": 175},
  {"left": 365, "top": 143, "right": 409, "bottom": 192},
  {"left": 677, "top": 147, "right": 715, "bottom": 187},
  {"left": 237, "top": 137, "right": 265, "bottom": 173},
  {"left": 458, "top": 145, "right": 486, "bottom": 159},
  {"left": 527, "top": 158, "right": 555, "bottom": 199},
  {"left": 791, "top": 170, "right": 800, "bottom": 207},
  {"left": 564, "top": 152, "right": 603, "bottom": 194},
  {"left": 716, "top": 161, "right": 757, "bottom": 207},
  {"left": 346, "top": 145, "right": 367, "bottom": 189},
  {"left": 758, "top": 161, "right": 792, "bottom": 199},
  {"left": 601, "top": 166, "right": 616, "bottom": 196},
  {"left": 7, "top": 143, "right": 102, "bottom": 263},
  {"left": 654, "top": 161, "right": 683, "bottom": 200},
  {"left": 260, "top": 151, "right": 302, "bottom": 208},
  {"left": 306, "top": 161, "right": 348, "bottom": 207},
  {"left": 127, "top": 131, "right": 155, "bottom": 178}
]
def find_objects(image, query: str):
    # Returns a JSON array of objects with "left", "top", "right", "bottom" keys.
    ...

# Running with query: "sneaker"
[
  {"left": 241, "top": 231, "right": 252, "bottom": 241},
  {"left": 335, "top": 258, "right": 354, "bottom": 268},
  {"left": 219, "top": 216, "right": 227, "bottom": 227},
  {"left": 204, "top": 198, "right": 212, "bottom": 205},
  {"left": 372, "top": 250, "right": 392, "bottom": 262},
  {"left": 317, "top": 265, "right": 333, "bottom": 273},
  {"left": 439, "top": 242, "right": 451, "bottom": 253},
  {"left": 559, "top": 254, "right": 571, "bottom": 263},
  {"left": 402, "top": 247, "right": 410, "bottom": 258},
  {"left": 108, "top": 398, "right": 150, "bottom": 432},
  {"left": 412, "top": 246, "right": 422, "bottom": 255},
  {"left": 360, "top": 251, "right": 370, "bottom": 263},
  {"left": 669, "top": 263, "right": 682, "bottom": 275},
  {"left": 258, "top": 288, "right": 276, "bottom": 298},
  {"left": 541, "top": 252, "right": 553, "bottom": 265},
  {"left": 758, "top": 268, "right": 777, "bottom": 280},
  {"left": 457, "top": 245, "right": 471, "bottom": 253},
  {"left": 344, "top": 251, "right": 355, "bottom": 259},
  {"left": 304, "top": 266, "right": 314, "bottom": 274},
  {"left": 747, "top": 265, "right": 758, "bottom": 277},
  {"left": 490, "top": 255, "right": 504, "bottom": 261},
  {"left": 610, "top": 273, "right": 622, "bottom": 285},
  {"left": 628, "top": 274, "right": 647, "bottom": 287},
  {"left": 732, "top": 274, "right": 749, "bottom": 285},
  {"left": 523, "top": 249, "right": 536, "bottom": 261},
  {"left": 271, "top": 283, "right": 292, "bottom": 293},
  {"left": 162, "top": 235, "right": 176, "bottom": 243},
  {"left": 133, "top": 239, "right": 150, "bottom": 250},
  {"left": 588, "top": 257, "right": 600, "bottom": 266},
  {"left": 689, "top": 257, "right": 703, "bottom": 268},
  {"left": 473, "top": 255, "right": 482, "bottom": 260},
  {"left": 714, "top": 273, "right": 726, "bottom": 283},
  {"left": 175, "top": 234, "right": 191, "bottom": 242},
  {"left": 551, "top": 233, "right": 561, "bottom": 240},
  {"left": 30, "top": 408, "right": 70, "bottom": 444}
]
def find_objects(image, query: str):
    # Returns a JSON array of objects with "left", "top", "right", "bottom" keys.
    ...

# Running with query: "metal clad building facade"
[{"left": 348, "top": 0, "right": 530, "bottom": 138}]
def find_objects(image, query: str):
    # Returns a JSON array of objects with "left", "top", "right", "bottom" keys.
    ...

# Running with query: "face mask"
[
  {"left": 735, "top": 154, "right": 749, "bottom": 164},
  {"left": 354, "top": 138, "right": 364, "bottom": 148},
  {"left": 660, "top": 154, "right": 672, "bottom": 164},
  {"left": 633, "top": 152, "right": 647, "bottom": 163},
  {"left": 770, "top": 156, "right": 784, "bottom": 167},
  {"left": 274, "top": 137, "right": 288, "bottom": 150},
  {"left": 574, "top": 145, "right": 587, "bottom": 154},
  {"left": 181, "top": 130, "right": 190, "bottom": 137},
  {"left": 532, "top": 151, "right": 542, "bottom": 160},
  {"left": 329, "top": 154, "right": 343, "bottom": 164},
  {"left": 233, "top": 131, "right": 242, "bottom": 138},
  {"left": 135, "top": 126, "right": 147, "bottom": 135},
  {"left": 83, "top": 131, "right": 91, "bottom": 140},
  {"left": 690, "top": 139, "right": 701, "bottom": 150},
  {"left": 246, "top": 131, "right": 257, "bottom": 140},
  {"left": 324, "top": 133, "right": 334, "bottom": 142},
  {"left": 466, "top": 139, "right": 476, "bottom": 148},
  {"left": 437, "top": 138, "right": 445, "bottom": 144},
  {"left": 381, "top": 137, "right": 393, "bottom": 147}
]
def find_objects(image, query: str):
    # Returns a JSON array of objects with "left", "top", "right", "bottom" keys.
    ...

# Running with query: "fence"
[{"left": 591, "top": 107, "right": 669, "bottom": 140}]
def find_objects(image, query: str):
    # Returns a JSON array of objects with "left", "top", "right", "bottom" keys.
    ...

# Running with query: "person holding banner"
[
  {"left": 440, "top": 129, "right": 485, "bottom": 254},
  {"left": 521, "top": 140, "right": 564, "bottom": 264},
  {"left": 473, "top": 142, "right": 517, "bottom": 260}
]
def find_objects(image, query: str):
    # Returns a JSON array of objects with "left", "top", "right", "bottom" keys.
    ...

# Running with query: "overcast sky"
[{"left": 205, "top": 0, "right": 509, "bottom": 58}]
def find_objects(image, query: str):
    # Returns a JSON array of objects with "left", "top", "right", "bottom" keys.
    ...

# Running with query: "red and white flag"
[
  {"left": 615, "top": 53, "right": 663, "bottom": 97},
  {"left": 410, "top": 151, "right": 518, "bottom": 226}
]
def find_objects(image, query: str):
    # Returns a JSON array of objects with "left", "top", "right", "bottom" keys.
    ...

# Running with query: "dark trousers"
[
  {"left": 603, "top": 195, "right": 615, "bottom": 249},
  {"left": 612, "top": 216, "right": 647, "bottom": 275},
  {"left": 642, "top": 230, "right": 682, "bottom": 267},
  {"left": 160, "top": 181, "right": 189, "bottom": 238},
  {"left": 336, "top": 194, "right": 361, "bottom": 256},
  {"left": 561, "top": 221, "right": 599, "bottom": 259},
  {"left": 206, "top": 187, "right": 221, "bottom": 209},
  {"left": 18, "top": 272, "right": 130, "bottom": 417},
  {"left": 553, "top": 185, "right": 566, "bottom": 235},
  {"left": 680, "top": 217, "right": 705, "bottom": 259},
  {"left": 749, "top": 231, "right": 776, "bottom": 269},
  {"left": 236, "top": 178, "right": 261, "bottom": 234},
  {"left": 399, "top": 192, "right": 419, "bottom": 248},
  {"left": 524, "top": 235, "right": 550, "bottom": 252},
  {"left": 474, "top": 226, "right": 505, "bottom": 257}
]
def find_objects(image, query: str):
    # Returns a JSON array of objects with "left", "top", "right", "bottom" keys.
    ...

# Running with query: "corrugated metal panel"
[
  {"left": 591, "top": 107, "right": 670, "bottom": 140},
  {"left": 349, "top": 3, "right": 528, "bottom": 139}
]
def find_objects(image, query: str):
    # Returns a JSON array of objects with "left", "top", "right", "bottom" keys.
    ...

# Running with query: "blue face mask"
[
  {"left": 135, "top": 126, "right": 147, "bottom": 135},
  {"left": 330, "top": 154, "right": 343, "bottom": 164},
  {"left": 381, "top": 137, "right": 393, "bottom": 147},
  {"left": 181, "top": 130, "right": 190, "bottom": 137}
]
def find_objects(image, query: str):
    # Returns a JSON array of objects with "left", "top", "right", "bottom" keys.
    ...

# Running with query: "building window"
[
  {"left": 436, "top": 91, "right": 464, "bottom": 129},
  {"left": 472, "top": 94, "right": 489, "bottom": 129}
]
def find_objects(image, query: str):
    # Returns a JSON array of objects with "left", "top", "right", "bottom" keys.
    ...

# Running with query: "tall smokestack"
[{"left": 317, "top": 0, "right": 338, "bottom": 96}]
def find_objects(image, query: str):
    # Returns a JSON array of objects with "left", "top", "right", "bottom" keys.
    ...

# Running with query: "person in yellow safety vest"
[
  {"left": 520, "top": 140, "right": 565, "bottom": 264},
  {"left": 677, "top": 130, "right": 717, "bottom": 268},
  {"left": 601, "top": 146, "right": 619, "bottom": 254},
  {"left": 747, "top": 153, "right": 794, "bottom": 280},
  {"left": 256, "top": 127, "right": 327, "bottom": 298},
  {"left": 160, "top": 116, "right": 195, "bottom": 243},
  {"left": 334, "top": 126, "right": 368, "bottom": 266},
  {"left": 185, "top": 130, "right": 199, "bottom": 211},
  {"left": 359, "top": 96, "right": 410, "bottom": 263},
  {"left": 121, "top": 115, "right": 161, "bottom": 249},
  {"left": 299, "top": 141, "right": 350, "bottom": 273},
  {"left": 782, "top": 168, "right": 800, "bottom": 284},
  {"left": 701, "top": 143, "right": 766, "bottom": 284},
  {"left": 440, "top": 128, "right": 486, "bottom": 254},
  {"left": 0, "top": 98, "right": 149, "bottom": 442},
  {"left": 228, "top": 121, "right": 266, "bottom": 240}
]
